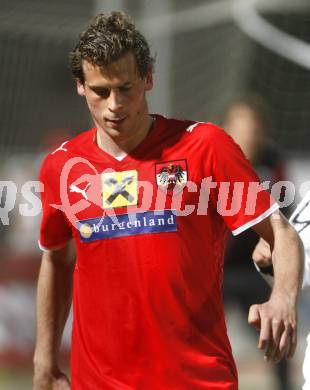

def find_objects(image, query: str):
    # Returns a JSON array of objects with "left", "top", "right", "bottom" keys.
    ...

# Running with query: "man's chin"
[{"left": 103, "top": 124, "right": 128, "bottom": 139}]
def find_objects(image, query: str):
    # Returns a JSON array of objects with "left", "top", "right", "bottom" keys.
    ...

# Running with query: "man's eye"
[
  {"left": 120, "top": 86, "right": 131, "bottom": 92},
  {"left": 94, "top": 89, "right": 109, "bottom": 97}
]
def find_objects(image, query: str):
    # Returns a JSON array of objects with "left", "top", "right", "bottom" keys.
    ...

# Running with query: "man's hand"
[
  {"left": 248, "top": 292, "right": 297, "bottom": 363},
  {"left": 251, "top": 212, "right": 303, "bottom": 362},
  {"left": 252, "top": 238, "right": 272, "bottom": 268},
  {"left": 33, "top": 367, "right": 70, "bottom": 390}
]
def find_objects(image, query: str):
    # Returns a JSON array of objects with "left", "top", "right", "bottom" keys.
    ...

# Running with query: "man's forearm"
[
  {"left": 271, "top": 220, "right": 304, "bottom": 301},
  {"left": 33, "top": 247, "right": 74, "bottom": 372},
  {"left": 254, "top": 212, "right": 304, "bottom": 299}
]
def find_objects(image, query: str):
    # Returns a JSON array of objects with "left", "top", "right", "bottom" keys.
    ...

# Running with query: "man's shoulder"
[
  {"left": 158, "top": 115, "right": 224, "bottom": 141},
  {"left": 40, "top": 128, "right": 95, "bottom": 176},
  {"left": 183, "top": 120, "right": 225, "bottom": 140}
]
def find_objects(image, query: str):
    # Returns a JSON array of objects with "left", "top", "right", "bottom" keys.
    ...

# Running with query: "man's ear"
[
  {"left": 76, "top": 79, "right": 85, "bottom": 96},
  {"left": 145, "top": 70, "right": 153, "bottom": 92}
]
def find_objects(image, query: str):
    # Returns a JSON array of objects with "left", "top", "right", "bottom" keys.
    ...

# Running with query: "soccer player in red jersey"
[{"left": 33, "top": 12, "right": 304, "bottom": 390}]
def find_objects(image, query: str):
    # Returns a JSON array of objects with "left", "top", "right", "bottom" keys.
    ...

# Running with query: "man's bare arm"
[
  {"left": 250, "top": 211, "right": 304, "bottom": 362},
  {"left": 33, "top": 242, "right": 75, "bottom": 389}
]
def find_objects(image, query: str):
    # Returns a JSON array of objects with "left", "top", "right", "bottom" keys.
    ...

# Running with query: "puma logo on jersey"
[
  {"left": 186, "top": 123, "right": 201, "bottom": 133},
  {"left": 51, "top": 141, "right": 69, "bottom": 154},
  {"left": 70, "top": 183, "right": 91, "bottom": 200}
]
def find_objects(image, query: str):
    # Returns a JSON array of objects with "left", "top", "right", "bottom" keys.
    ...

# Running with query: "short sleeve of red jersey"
[
  {"left": 205, "top": 124, "right": 279, "bottom": 235},
  {"left": 39, "top": 156, "right": 72, "bottom": 250}
]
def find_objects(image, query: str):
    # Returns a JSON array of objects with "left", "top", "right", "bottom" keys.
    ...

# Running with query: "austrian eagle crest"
[{"left": 155, "top": 160, "right": 188, "bottom": 194}]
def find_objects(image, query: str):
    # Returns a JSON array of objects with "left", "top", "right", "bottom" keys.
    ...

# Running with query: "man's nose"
[{"left": 108, "top": 90, "right": 123, "bottom": 112}]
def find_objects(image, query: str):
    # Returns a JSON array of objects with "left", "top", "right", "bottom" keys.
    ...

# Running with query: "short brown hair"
[{"left": 70, "top": 11, "right": 155, "bottom": 83}]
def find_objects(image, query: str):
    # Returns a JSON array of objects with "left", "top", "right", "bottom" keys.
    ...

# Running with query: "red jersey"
[{"left": 39, "top": 115, "right": 278, "bottom": 389}]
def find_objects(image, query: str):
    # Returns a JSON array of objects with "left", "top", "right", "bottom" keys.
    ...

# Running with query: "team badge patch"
[
  {"left": 101, "top": 170, "right": 138, "bottom": 209},
  {"left": 155, "top": 159, "right": 188, "bottom": 195}
]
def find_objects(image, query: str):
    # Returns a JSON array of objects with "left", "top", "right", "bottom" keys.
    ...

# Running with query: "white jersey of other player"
[
  {"left": 289, "top": 189, "right": 310, "bottom": 390},
  {"left": 290, "top": 189, "right": 310, "bottom": 287}
]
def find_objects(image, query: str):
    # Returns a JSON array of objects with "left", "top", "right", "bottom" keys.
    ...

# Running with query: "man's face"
[
  {"left": 224, "top": 104, "right": 264, "bottom": 161},
  {"left": 77, "top": 52, "right": 153, "bottom": 140}
]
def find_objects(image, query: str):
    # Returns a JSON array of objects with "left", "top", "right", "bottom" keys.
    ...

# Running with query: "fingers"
[
  {"left": 271, "top": 319, "right": 297, "bottom": 362},
  {"left": 249, "top": 303, "right": 297, "bottom": 363},
  {"left": 248, "top": 307, "right": 276, "bottom": 360},
  {"left": 278, "top": 324, "right": 291, "bottom": 359},
  {"left": 285, "top": 322, "right": 297, "bottom": 359},
  {"left": 258, "top": 317, "right": 271, "bottom": 352},
  {"left": 248, "top": 304, "right": 261, "bottom": 330},
  {"left": 263, "top": 319, "right": 283, "bottom": 362},
  {"left": 252, "top": 239, "right": 272, "bottom": 266}
]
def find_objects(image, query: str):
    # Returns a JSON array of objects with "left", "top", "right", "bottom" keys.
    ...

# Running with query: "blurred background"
[{"left": 0, "top": 0, "right": 310, "bottom": 389}]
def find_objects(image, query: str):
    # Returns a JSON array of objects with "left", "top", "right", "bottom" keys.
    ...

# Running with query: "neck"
[{"left": 96, "top": 115, "right": 154, "bottom": 158}]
